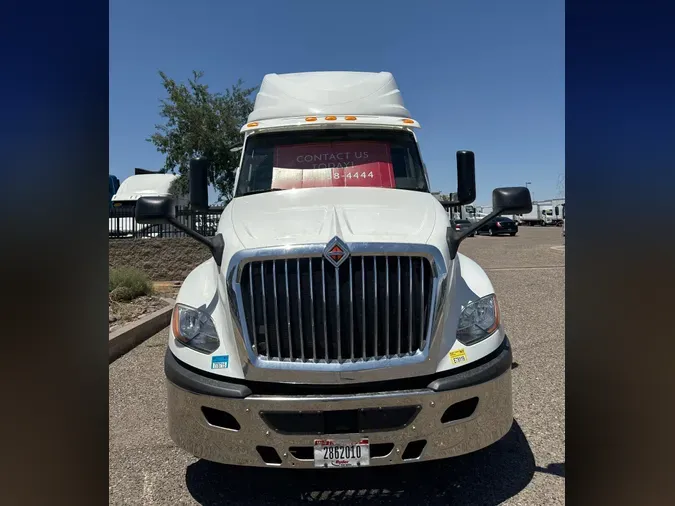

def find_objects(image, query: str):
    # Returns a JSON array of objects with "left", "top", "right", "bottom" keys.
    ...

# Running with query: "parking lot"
[{"left": 109, "top": 226, "right": 565, "bottom": 505}]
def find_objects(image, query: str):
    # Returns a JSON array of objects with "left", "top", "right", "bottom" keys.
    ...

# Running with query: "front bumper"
[{"left": 165, "top": 338, "right": 513, "bottom": 468}]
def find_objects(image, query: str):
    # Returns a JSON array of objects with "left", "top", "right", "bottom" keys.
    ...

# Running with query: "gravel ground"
[{"left": 109, "top": 226, "right": 565, "bottom": 505}]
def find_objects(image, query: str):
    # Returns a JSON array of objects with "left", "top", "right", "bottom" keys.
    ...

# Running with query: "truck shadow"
[{"left": 185, "top": 420, "right": 535, "bottom": 505}]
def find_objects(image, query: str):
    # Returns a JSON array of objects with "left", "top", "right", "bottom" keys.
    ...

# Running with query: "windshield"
[{"left": 235, "top": 129, "right": 429, "bottom": 197}]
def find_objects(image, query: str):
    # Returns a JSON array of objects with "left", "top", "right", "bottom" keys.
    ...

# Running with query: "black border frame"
[{"left": 2, "top": 0, "right": 675, "bottom": 503}]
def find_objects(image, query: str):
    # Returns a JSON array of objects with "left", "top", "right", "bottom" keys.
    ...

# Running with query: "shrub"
[
  {"left": 109, "top": 267, "right": 153, "bottom": 301},
  {"left": 109, "top": 286, "right": 136, "bottom": 302}
]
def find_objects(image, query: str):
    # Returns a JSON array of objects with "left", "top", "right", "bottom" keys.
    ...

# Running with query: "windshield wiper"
[{"left": 238, "top": 188, "right": 285, "bottom": 197}]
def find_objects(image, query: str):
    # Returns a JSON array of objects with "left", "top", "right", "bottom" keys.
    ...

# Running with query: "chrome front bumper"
[{"left": 165, "top": 340, "right": 513, "bottom": 468}]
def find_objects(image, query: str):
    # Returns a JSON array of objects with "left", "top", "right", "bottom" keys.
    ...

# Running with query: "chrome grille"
[{"left": 239, "top": 255, "right": 434, "bottom": 363}]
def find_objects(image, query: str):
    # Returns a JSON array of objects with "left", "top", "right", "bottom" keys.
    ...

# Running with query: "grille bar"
[
  {"left": 260, "top": 263, "right": 269, "bottom": 353},
  {"left": 361, "top": 256, "right": 366, "bottom": 359},
  {"left": 385, "top": 256, "right": 390, "bottom": 357},
  {"left": 239, "top": 255, "right": 434, "bottom": 363},
  {"left": 321, "top": 260, "right": 328, "bottom": 361},
  {"left": 349, "top": 258, "right": 355, "bottom": 361},
  {"left": 335, "top": 265, "right": 342, "bottom": 361},
  {"left": 309, "top": 260, "right": 316, "bottom": 360},
  {"left": 272, "top": 262, "right": 281, "bottom": 357},
  {"left": 284, "top": 259, "right": 293, "bottom": 360},
  {"left": 397, "top": 256, "right": 402, "bottom": 356},
  {"left": 296, "top": 259, "right": 305, "bottom": 361}
]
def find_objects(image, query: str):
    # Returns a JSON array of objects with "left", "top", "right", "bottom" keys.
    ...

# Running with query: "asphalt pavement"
[{"left": 109, "top": 226, "right": 565, "bottom": 505}]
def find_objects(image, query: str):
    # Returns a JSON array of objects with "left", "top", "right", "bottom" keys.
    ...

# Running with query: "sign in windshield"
[{"left": 272, "top": 141, "right": 394, "bottom": 189}]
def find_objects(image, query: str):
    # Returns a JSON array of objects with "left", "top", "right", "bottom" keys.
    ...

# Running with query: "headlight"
[
  {"left": 171, "top": 303, "right": 220, "bottom": 354},
  {"left": 456, "top": 294, "right": 500, "bottom": 345}
]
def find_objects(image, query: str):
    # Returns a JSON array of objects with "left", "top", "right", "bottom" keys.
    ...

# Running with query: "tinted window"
[{"left": 235, "top": 129, "right": 429, "bottom": 197}]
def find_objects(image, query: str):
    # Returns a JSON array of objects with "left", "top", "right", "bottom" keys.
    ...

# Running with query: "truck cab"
[
  {"left": 136, "top": 71, "right": 531, "bottom": 468},
  {"left": 109, "top": 172, "right": 188, "bottom": 237}
]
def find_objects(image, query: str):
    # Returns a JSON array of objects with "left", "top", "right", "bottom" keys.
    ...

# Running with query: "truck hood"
[{"left": 229, "top": 187, "right": 440, "bottom": 249}]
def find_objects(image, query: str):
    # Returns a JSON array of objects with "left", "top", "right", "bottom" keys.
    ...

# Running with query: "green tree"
[{"left": 148, "top": 70, "right": 256, "bottom": 203}]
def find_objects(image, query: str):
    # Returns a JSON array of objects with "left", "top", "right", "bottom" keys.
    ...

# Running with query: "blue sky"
[{"left": 110, "top": 0, "right": 564, "bottom": 206}]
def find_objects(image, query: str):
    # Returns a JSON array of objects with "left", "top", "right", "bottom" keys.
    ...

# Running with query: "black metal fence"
[{"left": 109, "top": 204, "right": 225, "bottom": 239}]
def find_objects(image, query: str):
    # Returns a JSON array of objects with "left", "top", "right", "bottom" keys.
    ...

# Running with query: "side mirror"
[
  {"left": 446, "top": 186, "right": 532, "bottom": 260},
  {"left": 455, "top": 151, "right": 476, "bottom": 205},
  {"left": 135, "top": 196, "right": 176, "bottom": 224},
  {"left": 492, "top": 187, "right": 532, "bottom": 215},
  {"left": 190, "top": 157, "right": 210, "bottom": 211}
]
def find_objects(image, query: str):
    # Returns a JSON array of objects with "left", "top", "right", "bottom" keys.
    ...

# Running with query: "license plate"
[{"left": 313, "top": 438, "right": 370, "bottom": 468}]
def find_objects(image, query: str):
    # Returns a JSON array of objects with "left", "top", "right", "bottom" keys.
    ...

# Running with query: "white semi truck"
[
  {"left": 136, "top": 71, "right": 532, "bottom": 469},
  {"left": 108, "top": 170, "right": 207, "bottom": 237},
  {"left": 109, "top": 172, "right": 188, "bottom": 237}
]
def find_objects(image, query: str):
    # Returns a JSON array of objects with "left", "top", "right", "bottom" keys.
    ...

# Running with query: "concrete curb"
[{"left": 109, "top": 298, "right": 175, "bottom": 364}]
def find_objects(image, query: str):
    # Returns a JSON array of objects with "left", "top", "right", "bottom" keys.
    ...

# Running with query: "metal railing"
[{"left": 109, "top": 204, "right": 224, "bottom": 239}]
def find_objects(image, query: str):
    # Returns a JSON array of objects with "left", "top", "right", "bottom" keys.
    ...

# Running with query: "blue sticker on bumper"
[{"left": 211, "top": 355, "right": 229, "bottom": 369}]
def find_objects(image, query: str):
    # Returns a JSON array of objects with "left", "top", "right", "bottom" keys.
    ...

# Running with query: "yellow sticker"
[{"left": 449, "top": 349, "right": 467, "bottom": 364}]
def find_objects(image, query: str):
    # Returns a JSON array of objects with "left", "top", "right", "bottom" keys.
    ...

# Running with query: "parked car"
[
  {"left": 452, "top": 219, "right": 475, "bottom": 237},
  {"left": 476, "top": 216, "right": 518, "bottom": 236}
]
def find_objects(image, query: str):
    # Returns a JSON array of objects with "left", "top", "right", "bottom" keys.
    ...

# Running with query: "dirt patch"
[
  {"left": 152, "top": 281, "right": 182, "bottom": 299},
  {"left": 109, "top": 295, "right": 171, "bottom": 334}
]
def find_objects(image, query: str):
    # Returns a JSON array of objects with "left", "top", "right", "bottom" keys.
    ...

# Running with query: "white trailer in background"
[
  {"left": 456, "top": 205, "right": 489, "bottom": 223},
  {"left": 516, "top": 202, "right": 554, "bottom": 226},
  {"left": 109, "top": 172, "right": 190, "bottom": 237},
  {"left": 526, "top": 198, "right": 565, "bottom": 226}
]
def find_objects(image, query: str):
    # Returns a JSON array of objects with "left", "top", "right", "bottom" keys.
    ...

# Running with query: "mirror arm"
[
  {"left": 210, "top": 234, "right": 225, "bottom": 267},
  {"left": 447, "top": 209, "right": 503, "bottom": 259},
  {"left": 444, "top": 193, "right": 460, "bottom": 206},
  {"left": 166, "top": 217, "right": 225, "bottom": 267}
]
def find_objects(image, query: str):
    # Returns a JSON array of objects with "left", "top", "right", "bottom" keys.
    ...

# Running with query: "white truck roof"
[
  {"left": 248, "top": 71, "right": 411, "bottom": 122},
  {"left": 111, "top": 173, "right": 178, "bottom": 201}
]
